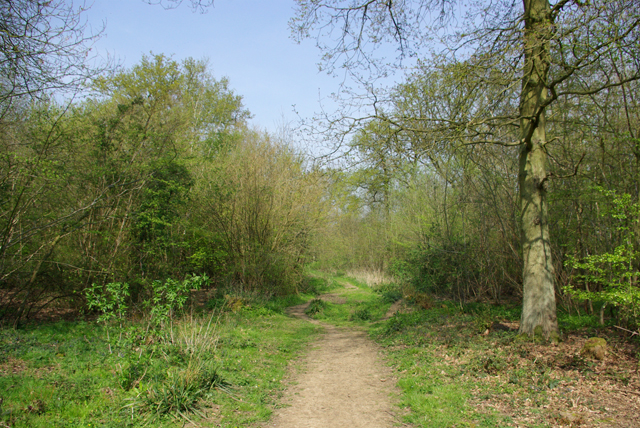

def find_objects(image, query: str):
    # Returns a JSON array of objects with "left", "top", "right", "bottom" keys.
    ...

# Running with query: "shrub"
[
  {"left": 350, "top": 307, "right": 372, "bottom": 321},
  {"left": 84, "top": 281, "right": 130, "bottom": 324},
  {"left": 373, "top": 282, "right": 402, "bottom": 303},
  {"left": 305, "top": 298, "right": 327, "bottom": 316},
  {"left": 147, "top": 274, "right": 209, "bottom": 325},
  {"left": 564, "top": 188, "right": 640, "bottom": 329}
]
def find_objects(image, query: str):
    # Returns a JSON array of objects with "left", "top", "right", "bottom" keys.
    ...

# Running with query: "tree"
[
  {"left": 0, "top": 0, "right": 103, "bottom": 120},
  {"left": 143, "top": 0, "right": 213, "bottom": 13},
  {"left": 0, "top": 0, "right": 106, "bottom": 322},
  {"left": 0, "top": 53, "right": 250, "bottom": 322},
  {"left": 292, "top": 0, "right": 640, "bottom": 338},
  {"left": 89, "top": 54, "right": 249, "bottom": 278},
  {"left": 187, "top": 129, "right": 326, "bottom": 295}
]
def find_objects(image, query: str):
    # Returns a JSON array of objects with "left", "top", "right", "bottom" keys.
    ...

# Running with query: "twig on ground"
[
  {"left": 177, "top": 409, "right": 201, "bottom": 427},
  {"left": 614, "top": 325, "right": 639, "bottom": 336}
]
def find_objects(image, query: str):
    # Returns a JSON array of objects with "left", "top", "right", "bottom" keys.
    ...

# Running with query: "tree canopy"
[{"left": 292, "top": 0, "right": 640, "bottom": 338}]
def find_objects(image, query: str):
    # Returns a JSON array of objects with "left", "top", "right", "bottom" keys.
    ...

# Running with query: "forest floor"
[
  {"left": 265, "top": 273, "right": 640, "bottom": 428},
  {"left": 265, "top": 280, "right": 405, "bottom": 428},
  {"left": 1, "top": 273, "right": 639, "bottom": 427}
]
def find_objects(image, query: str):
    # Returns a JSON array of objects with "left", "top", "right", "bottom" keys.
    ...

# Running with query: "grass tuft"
[
  {"left": 305, "top": 298, "right": 328, "bottom": 316},
  {"left": 0, "top": 293, "right": 320, "bottom": 427}
]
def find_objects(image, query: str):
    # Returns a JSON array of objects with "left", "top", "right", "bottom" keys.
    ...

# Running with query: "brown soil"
[{"left": 265, "top": 299, "right": 407, "bottom": 428}]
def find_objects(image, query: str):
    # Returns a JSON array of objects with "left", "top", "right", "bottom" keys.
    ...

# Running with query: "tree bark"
[{"left": 518, "top": 0, "right": 559, "bottom": 339}]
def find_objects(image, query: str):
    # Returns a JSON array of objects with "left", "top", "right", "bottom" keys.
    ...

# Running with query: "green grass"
[
  {"left": 301, "top": 271, "right": 345, "bottom": 295},
  {"left": 306, "top": 274, "right": 521, "bottom": 427},
  {"left": 0, "top": 298, "right": 321, "bottom": 428},
  {"left": 357, "top": 283, "right": 638, "bottom": 427},
  {"left": 370, "top": 307, "right": 516, "bottom": 427},
  {"left": 3, "top": 273, "right": 635, "bottom": 428},
  {"left": 302, "top": 274, "right": 393, "bottom": 325}
]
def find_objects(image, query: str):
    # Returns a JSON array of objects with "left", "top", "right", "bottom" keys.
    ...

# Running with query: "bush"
[
  {"left": 146, "top": 274, "right": 209, "bottom": 325},
  {"left": 564, "top": 188, "right": 640, "bottom": 329},
  {"left": 138, "top": 360, "right": 224, "bottom": 415},
  {"left": 350, "top": 307, "right": 372, "bottom": 321},
  {"left": 84, "top": 281, "right": 130, "bottom": 324},
  {"left": 373, "top": 283, "right": 402, "bottom": 303},
  {"left": 86, "top": 274, "right": 209, "bottom": 326},
  {"left": 305, "top": 298, "right": 327, "bottom": 316},
  {"left": 300, "top": 275, "right": 335, "bottom": 296},
  {"left": 390, "top": 241, "right": 480, "bottom": 303}
]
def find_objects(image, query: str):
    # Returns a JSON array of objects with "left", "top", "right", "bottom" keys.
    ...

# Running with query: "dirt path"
[{"left": 265, "top": 285, "right": 405, "bottom": 428}]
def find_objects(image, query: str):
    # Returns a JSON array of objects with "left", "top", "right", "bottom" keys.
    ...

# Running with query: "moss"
[
  {"left": 533, "top": 325, "right": 544, "bottom": 338},
  {"left": 519, "top": 325, "right": 560, "bottom": 344},
  {"left": 581, "top": 337, "right": 607, "bottom": 360}
]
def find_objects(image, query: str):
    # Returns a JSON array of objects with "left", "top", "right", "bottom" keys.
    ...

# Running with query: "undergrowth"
[
  {"left": 307, "top": 272, "right": 640, "bottom": 427},
  {"left": 0, "top": 291, "right": 320, "bottom": 427},
  {"left": 3, "top": 271, "right": 638, "bottom": 428},
  {"left": 370, "top": 294, "right": 640, "bottom": 427},
  {"left": 300, "top": 272, "right": 394, "bottom": 325}
]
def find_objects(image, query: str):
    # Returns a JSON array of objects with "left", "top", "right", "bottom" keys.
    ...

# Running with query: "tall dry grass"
[
  {"left": 166, "top": 311, "right": 221, "bottom": 359},
  {"left": 346, "top": 269, "right": 396, "bottom": 286}
]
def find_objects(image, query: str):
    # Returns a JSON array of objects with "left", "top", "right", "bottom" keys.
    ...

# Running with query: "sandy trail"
[{"left": 265, "top": 287, "right": 404, "bottom": 428}]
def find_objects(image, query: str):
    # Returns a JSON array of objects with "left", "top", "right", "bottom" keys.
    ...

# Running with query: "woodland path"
[{"left": 264, "top": 281, "right": 406, "bottom": 428}]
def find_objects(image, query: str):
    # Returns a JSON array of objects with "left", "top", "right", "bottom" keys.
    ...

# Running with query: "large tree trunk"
[{"left": 518, "top": 0, "right": 559, "bottom": 339}]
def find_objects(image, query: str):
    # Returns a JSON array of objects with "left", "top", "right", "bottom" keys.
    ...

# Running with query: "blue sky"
[{"left": 84, "top": 0, "right": 341, "bottom": 134}]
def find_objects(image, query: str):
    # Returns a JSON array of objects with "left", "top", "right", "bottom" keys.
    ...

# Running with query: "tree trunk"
[{"left": 518, "top": 0, "right": 559, "bottom": 339}]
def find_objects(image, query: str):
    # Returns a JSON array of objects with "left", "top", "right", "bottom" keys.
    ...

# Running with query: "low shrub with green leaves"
[
  {"left": 146, "top": 275, "right": 209, "bottom": 325},
  {"left": 564, "top": 187, "right": 640, "bottom": 329},
  {"left": 85, "top": 275, "right": 209, "bottom": 327},
  {"left": 372, "top": 282, "right": 403, "bottom": 303},
  {"left": 305, "top": 298, "right": 328, "bottom": 316},
  {"left": 85, "top": 281, "right": 130, "bottom": 324}
]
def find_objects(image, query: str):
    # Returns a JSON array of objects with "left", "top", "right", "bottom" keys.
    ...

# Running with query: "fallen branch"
[{"left": 614, "top": 325, "right": 639, "bottom": 337}]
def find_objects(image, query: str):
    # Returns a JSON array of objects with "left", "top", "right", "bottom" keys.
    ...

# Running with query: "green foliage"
[
  {"left": 196, "top": 132, "right": 326, "bottom": 296},
  {"left": 84, "top": 282, "right": 130, "bottom": 324},
  {"left": 406, "top": 241, "right": 478, "bottom": 302},
  {"left": 147, "top": 275, "right": 209, "bottom": 325},
  {"left": 305, "top": 298, "right": 327, "bottom": 316},
  {"left": 388, "top": 259, "right": 413, "bottom": 284},
  {"left": 556, "top": 312, "right": 602, "bottom": 331},
  {"left": 564, "top": 188, "right": 640, "bottom": 327},
  {"left": 0, "top": 53, "right": 254, "bottom": 323},
  {"left": 84, "top": 274, "right": 208, "bottom": 327},
  {"left": 0, "top": 53, "right": 323, "bottom": 324},
  {"left": 299, "top": 273, "right": 342, "bottom": 296},
  {"left": 134, "top": 160, "right": 193, "bottom": 245},
  {"left": 373, "top": 282, "right": 402, "bottom": 303}
]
